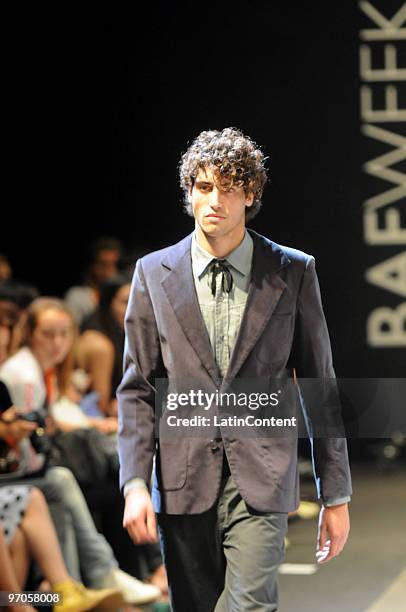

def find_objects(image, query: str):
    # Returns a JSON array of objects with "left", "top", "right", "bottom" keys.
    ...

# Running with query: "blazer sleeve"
[
  {"left": 291, "top": 256, "right": 352, "bottom": 503},
  {"left": 117, "top": 258, "right": 163, "bottom": 490}
]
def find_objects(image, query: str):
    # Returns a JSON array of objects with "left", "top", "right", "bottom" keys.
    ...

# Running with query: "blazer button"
[{"left": 210, "top": 439, "right": 220, "bottom": 451}]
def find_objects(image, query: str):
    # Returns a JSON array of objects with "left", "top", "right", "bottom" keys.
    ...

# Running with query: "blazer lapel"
[
  {"left": 161, "top": 234, "right": 221, "bottom": 383},
  {"left": 224, "top": 231, "right": 290, "bottom": 384}
]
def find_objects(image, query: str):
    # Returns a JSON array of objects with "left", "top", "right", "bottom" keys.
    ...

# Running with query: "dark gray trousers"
[{"left": 158, "top": 470, "right": 288, "bottom": 612}]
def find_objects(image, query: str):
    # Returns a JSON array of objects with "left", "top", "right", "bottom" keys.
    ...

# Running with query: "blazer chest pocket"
[
  {"left": 255, "top": 313, "right": 294, "bottom": 366},
  {"left": 156, "top": 441, "right": 188, "bottom": 491}
]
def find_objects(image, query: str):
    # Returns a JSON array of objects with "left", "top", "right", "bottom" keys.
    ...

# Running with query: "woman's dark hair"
[
  {"left": 81, "top": 274, "right": 131, "bottom": 396},
  {"left": 97, "top": 274, "right": 131, "bottom": 313},
  {"left": 0, "top": 280, "right": 39, "bottom": 310}
]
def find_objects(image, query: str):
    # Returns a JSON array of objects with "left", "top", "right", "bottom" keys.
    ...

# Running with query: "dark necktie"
[{"left": 208, "top": 259, "right": 233, "bottom": 296}]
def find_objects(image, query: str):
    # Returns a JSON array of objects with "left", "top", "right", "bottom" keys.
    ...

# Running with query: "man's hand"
[
  {"left": 316, "top": 503, "right": 350, "bottom": 564},
  {"left": 123, "top": 488, "right": 158, "bottom": 544}
]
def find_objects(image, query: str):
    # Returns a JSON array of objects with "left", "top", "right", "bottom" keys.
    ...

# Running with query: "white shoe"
[{"left": 98, "top": 568, "right": 161, "bottom": 605}]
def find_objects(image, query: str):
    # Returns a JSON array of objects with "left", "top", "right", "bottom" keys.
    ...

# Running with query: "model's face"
[
  {"left": 189, "top": 166, "right": 254, "bottom": 241},
  {"left": 31, "top": 309, "right": 74, "bottom": 367},
  {"left": 110, "top": 283, "right": 131, "bottom": 329}
]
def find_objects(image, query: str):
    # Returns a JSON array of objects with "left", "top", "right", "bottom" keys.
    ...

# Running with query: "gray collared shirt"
[{"left": 191, "top": 231, "right": 253, "bottom": 378}]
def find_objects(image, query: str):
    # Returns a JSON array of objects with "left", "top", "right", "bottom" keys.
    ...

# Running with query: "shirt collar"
[{"left": 191, "top": 230, "right": 253, "bottom": 278}]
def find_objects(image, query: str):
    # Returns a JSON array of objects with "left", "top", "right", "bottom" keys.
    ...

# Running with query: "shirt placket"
[{"left": 214, "top": 272, "right": 230, "bottom": 378}]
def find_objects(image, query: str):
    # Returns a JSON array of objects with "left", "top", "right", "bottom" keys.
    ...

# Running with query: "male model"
[{"left": 117, "top": 127, "right": 352, "bottom": 612}]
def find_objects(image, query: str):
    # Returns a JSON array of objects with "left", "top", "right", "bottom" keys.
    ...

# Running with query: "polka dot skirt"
[{"left": 0, "top": 485, "right": 32, "bottom": 544}]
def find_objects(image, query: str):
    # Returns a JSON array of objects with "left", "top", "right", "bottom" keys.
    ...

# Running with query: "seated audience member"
[
  {"left": 75, "top": 274, "right": 131, "bottom": 417},
  {"left": 43, "top": 371, "right": 168, "bottom": 597},
  {"left": 0, "top": 299, "right": 161, "bottom": 606},
  {"left": 0, "top": 486, "right": 123, "bottom": 612},
  {"left": 65, "top": 237, "right": 123, "bottom": 327},
  {"left": 51, "top": 342, "right": 168, "bottom": 592}
]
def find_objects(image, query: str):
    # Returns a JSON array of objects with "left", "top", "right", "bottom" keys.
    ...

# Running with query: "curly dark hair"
[{"left": 179, "top": 127, "right": 268, "bottom": 222}]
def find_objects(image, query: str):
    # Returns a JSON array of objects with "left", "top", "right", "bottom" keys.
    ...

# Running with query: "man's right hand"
[{"left": 123, "top": 488, "right": 158, "bottom": 544}]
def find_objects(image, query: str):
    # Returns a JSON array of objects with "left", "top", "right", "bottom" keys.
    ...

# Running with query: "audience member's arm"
[{"left": 88, "top": 416, "right": 118, "bottom": 433}]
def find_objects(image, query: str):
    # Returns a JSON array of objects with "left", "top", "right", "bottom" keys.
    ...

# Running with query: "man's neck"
[{"left": 195, "top": 226, "right": 246, "bottom": 258}]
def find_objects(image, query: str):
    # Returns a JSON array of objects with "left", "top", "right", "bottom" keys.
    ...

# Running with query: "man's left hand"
[{"left": 316, "top": 503, "right": 350, "bottom": 564}]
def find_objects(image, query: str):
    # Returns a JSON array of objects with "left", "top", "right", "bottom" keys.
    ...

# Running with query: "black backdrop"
[{"left": 3, "top": 1, "right": 405, "bottom": 377}]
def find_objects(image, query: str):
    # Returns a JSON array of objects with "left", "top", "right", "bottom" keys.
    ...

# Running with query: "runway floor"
[
  {"left": 278, "top": 464, "right": 406, "bottom": 612},
  {"left": 136, "top": 463, "right": 406, "bottom": 612}
]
